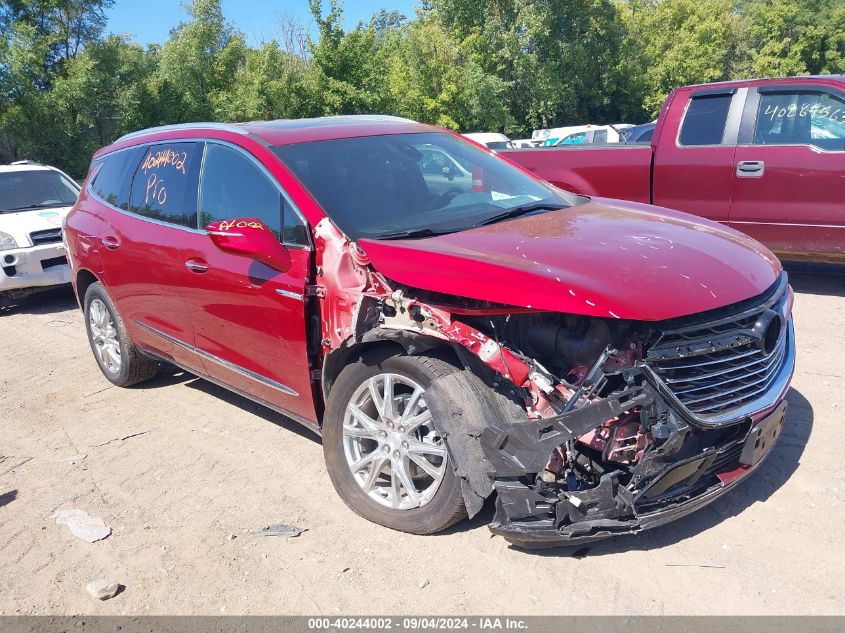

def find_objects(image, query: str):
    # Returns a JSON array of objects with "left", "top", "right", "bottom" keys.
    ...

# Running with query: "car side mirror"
[{"left": 205, "top": 218, "right": 291, "bottom": 272}]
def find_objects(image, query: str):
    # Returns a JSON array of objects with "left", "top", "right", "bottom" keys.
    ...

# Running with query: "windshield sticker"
[
  {"left": 218, "top": 219, "right": 265, "bottom": 231},
  {"left": 145, "top": 173, "right": 167, "bottom": 206},
  {"left": 140, "top": 146, "right": 192, "bottom": 208},
  {"left": 37, "top": 211, "right": 59, "bottom": 217},
  {"left": 141, "top": 148, "right": 188, "bottom": 174},
  {"left": 763, "top": 102, "right": 845, "bottom": 124},
  {"left": 490, "top": 191, "right": 515, "bottom": 201}
]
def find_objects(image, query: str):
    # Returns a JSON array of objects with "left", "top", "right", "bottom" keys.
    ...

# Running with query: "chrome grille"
[
  {"left": 30, "top": 228, "right": 63, "bottom": 246},
  {"left": 646, "top": 275, "right": 793, "bottom": 424},
  {"left": 651, "top": 332, "right": 787, "bottom": 416}
]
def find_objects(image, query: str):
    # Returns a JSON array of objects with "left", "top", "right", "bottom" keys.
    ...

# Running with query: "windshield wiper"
[
  {"left": 375, "top": 227, "right": 461, "bottom": 240},
  {"left": 2, "top": 202, "right": 69, "bottom": 212},
  {"left": 475, "top": 202, "right": 567, "bottom": 227},
  {"left": 376, "top": 201, "right": 568, "bottom": 238}
]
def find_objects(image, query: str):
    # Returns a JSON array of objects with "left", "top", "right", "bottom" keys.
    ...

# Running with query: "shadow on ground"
[
  {"left": 0, "top": 285, "right": 77, "bottom": 316},
  {"left": 134, "top": 370, "right": 812, "bottom": 554},
  {"left": 0, "top": 490, "right": 18, "bottom": 508},
  {"left": 783, "top": 261, "right": 845, "bottom": 298},
  {"left": 131, "top": 363, "right": 320, "bottom": 443},
  {"left": 134, "top": 364, "right": 196, "bottom": 390}
]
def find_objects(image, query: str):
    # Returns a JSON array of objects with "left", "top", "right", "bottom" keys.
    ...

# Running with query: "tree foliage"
[
  {"left": 623, "top": 0, "right": 741, "bottom": 115},
  {"left": 1, "top": 0, "right": 843, "bottom": 177}
]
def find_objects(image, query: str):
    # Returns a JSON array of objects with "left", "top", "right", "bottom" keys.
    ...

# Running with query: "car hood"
[
  {"left": 357, "top": 198, "right": 781, "bottom": 322},
  {"left": 0, "top": 207, "right": 71, "bottom": 244}
]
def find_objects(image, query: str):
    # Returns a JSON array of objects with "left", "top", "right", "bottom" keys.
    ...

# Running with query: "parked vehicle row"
[
  {"left": 620, "top": 121, "right": 656, "bottom": 144},
  {"left": 462, "top": 132, "right": 516, "bottom": 150},
  {"left": 532, "top": 124, "right": 634, "bottom": 146},
  {"left": 503, "top": 75, "right": 845, "bottom": 262},
  {"left": 61, "top": 113, "right": 795, "bottom": 547},
  {"left": 467, "top": 122, "right": 655, "bottom": 150}
]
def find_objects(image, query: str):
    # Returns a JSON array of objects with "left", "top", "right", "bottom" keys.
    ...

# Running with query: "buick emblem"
[{"left": 752, "top": 309, "right": 783, "bottom": 356}]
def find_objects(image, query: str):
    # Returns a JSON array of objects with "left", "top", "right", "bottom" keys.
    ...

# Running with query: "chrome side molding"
[{"left": 135, "top": 321, "right": 299, "bottom": 397}]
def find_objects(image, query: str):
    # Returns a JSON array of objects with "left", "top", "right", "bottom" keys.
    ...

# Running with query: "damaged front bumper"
[
  {"left": 480, "top": 320, "right": 794, "bottom": 548},
  {"left": 485, "top": 399, "right": 788, "bottom": 548}
]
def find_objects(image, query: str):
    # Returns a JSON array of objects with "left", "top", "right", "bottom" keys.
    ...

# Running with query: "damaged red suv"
[{"left": 64, "top": 116, "right": 794, "bottom": 547}]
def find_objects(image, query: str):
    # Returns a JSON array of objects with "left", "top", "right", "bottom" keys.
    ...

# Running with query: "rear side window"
[
  {"left": 90, "top": 148, "right": 144, "bottom": 209},
  {"left": 128, "top": 142, "right": 201, "bottom": 227},
  {"left": 754, "top": 90, "right": 845, "bottom": 151},
  {"left": 198, "top": 143, "right": 309, "bottom": 246},
  {"left": 679, "top": 94, "right": 733, "bottom": 145}
]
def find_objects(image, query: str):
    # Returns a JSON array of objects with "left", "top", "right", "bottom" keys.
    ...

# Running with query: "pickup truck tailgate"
[{"left": 501, "top": 146, "right": 653, "bottom": 203}]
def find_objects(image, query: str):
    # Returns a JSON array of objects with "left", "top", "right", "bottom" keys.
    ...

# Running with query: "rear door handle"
[
  {"left": 185, "top": 259, "right": 209, "bottom": 274},
  {"left": 736, "top": 160, "right": 765, "bottom": 178},
  {"left": 101, "top": 236, "right": 120, "bottom": 250}
]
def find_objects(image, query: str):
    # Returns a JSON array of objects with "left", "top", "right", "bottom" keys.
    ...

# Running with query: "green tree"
[
  {"left": 2, "top": 0, "right": 844, "bottom": 177},
  {"left": 737, "top": 0, "right": 845, "bottom": 78},
  {"left": 46, "top": 35, "right": 156, "bottom": 174},
  {"left": 429, "top": 0, "right": 640, "bottom": 134},
  {"left": 0, "top": 0, "right": 117, "bottom": 171},
  {"left": 304, "top": 0, "right": 392, "bottom": 115},
  {"left": 0, "top": 0, "right": 113, "bottom": 84},
  {"left": 215, "top": 42, "right": 310, "bottom": 121},
  {"left": 623, "top": 0, "right": 741, "bottom": 115},
  {"left": 155, "top": 0, "right": 247, "bottom": 121}
]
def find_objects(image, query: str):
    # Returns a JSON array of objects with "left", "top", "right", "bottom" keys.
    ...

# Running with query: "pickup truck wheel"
[
  {"left": 84, "top": 282, "right": 157, "bottom": 387},
  {"left": 323, "top": 353, "right": 471, "bottom": 534}
]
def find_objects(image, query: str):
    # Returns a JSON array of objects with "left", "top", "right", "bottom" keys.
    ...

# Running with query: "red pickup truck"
[{"left": 503, "top": 76, "right": 845, "bottom": 262}]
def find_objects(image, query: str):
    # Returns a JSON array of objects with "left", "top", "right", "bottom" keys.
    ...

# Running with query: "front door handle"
[
  {"left": 736, "top": 160, "right": 765, "bottom": 178},
  {"left": 101, "top": 236, "right": 120, "bottom": 250},
  {"left": 185, "top": 259, "right": 209, "bottom": 273}
]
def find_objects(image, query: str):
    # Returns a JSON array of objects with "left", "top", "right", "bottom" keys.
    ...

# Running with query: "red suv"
[{"left": 65, "top": 117, "right": 795, "bottom": 547}]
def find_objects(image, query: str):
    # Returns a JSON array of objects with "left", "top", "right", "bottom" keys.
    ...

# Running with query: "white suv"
[{"left": 0, "top": 161, "right": 80, "bottom": 305}]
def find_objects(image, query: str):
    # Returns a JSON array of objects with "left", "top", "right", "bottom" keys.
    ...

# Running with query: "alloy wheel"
[
  {"left": 342, "top": 373, "right": 448, "bottom": 510},
  {"left": 88, "top": 298, "right": 121, "bottom": 374}
]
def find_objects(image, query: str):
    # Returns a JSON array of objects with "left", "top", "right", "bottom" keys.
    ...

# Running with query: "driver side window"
[{"left": 198, "top": 144, "right": 309, "bottom": 246}]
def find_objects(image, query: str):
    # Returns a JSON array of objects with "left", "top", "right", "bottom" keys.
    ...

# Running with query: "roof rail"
[
  {"left": 115, "top": 122, "right": 249, "bottom": 144},
  {"left": 10, "top": 159, "right": 43, "bottom": 166}
]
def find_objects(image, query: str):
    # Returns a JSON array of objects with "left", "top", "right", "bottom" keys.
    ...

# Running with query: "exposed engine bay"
[
  {"left": 314, "top": 219, "right": 795, "bottom": 546},
  {"left": 419, "top": 302, "right": 788, "bottom": 545}
]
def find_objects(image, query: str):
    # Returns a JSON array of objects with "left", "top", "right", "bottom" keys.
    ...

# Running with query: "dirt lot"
[{"left": 1, "top": 264, "right": 844, "bottom": 615}]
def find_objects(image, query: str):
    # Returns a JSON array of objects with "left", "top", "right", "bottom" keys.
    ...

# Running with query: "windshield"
[
  {"left": 272, "top": 132, "right": 578, "bottom": 241},
  {"left": 485, "top": 141, "right": 514, "bottom": 150},
  {"left": 622, "top": 124, "right": 654, "bottom": 143},
  {"left": 0, "top": 170, "right": 79, "bottom": 213}
]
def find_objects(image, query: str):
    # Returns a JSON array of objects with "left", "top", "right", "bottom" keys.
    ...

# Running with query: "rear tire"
[
  {"left": 84, "top": 282, "right": 157, "bottom": 387},
  {"left": 323, "top": 351, "right": 492, "bottom": 535}
]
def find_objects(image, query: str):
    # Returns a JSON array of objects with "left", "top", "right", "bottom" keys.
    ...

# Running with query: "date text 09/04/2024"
[{"left": 307, "top": 617, "right": 528, "bottom": 630}]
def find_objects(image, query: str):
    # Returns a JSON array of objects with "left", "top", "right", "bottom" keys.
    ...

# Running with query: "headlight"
[{"left": 0, "top": 231, "right": 17, "bottom": 251}]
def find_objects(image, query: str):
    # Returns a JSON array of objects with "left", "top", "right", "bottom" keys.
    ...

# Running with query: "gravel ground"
[{"left": 1, "top": 263, "right": 843, "bottom": 615}]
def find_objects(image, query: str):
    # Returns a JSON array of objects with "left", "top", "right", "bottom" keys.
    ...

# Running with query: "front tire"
[
  {"left": 84, "top": 282, "right": 157, "bottom": 387},
  {"left": 323, "top": 352, "right": 471, "bottom": 534}
]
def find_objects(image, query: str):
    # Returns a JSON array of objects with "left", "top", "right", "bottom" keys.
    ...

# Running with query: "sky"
[{"left": 107, "top": 1, "right": 421, "bottom": 46}]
